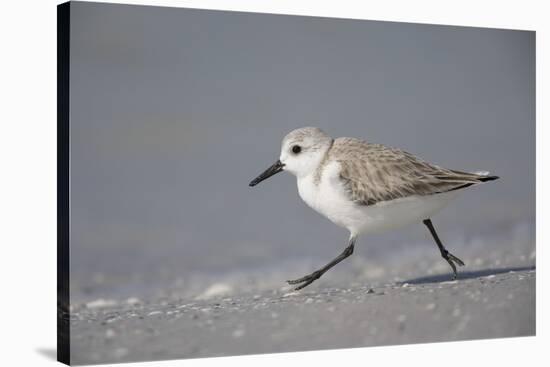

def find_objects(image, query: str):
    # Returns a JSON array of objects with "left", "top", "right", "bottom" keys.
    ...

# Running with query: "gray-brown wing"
[{"left": 330, "top": 138, "right": 497, "bottom": 206}]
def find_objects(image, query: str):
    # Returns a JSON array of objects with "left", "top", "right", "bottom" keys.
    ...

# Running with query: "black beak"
[{"left": 249, "top": 160, "right": 285, "bottom": 187}]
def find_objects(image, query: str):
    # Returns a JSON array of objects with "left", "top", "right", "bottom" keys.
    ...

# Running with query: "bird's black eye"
[{"left": 292, "top": 145, "right": 302, "bottom": 154}]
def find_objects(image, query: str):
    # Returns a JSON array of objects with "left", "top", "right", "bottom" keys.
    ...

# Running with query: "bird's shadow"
[{"left": 400, "top": 266, "right": 535, "bottom": 285}]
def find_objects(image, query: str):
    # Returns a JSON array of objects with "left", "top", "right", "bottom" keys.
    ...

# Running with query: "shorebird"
[{"left": 249, "top": 127, "right": 498, "bottom": 290}]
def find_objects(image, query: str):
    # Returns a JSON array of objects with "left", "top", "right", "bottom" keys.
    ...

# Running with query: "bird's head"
[{"left": 249, "top": 127, "right": 333, "bottom": 186}]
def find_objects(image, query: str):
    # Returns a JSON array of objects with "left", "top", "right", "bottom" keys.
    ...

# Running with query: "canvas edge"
[{"left": 57, "top": 1, "right": 71, "bottom": 365}]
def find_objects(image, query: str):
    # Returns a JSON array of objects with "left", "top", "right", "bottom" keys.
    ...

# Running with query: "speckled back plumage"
[{"left": 325, "top": 137, "right": 498, "bottom": 206}]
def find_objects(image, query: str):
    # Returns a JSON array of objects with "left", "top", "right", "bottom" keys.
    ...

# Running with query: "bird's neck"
[{"left": 312, "top": 139, "right": 334, "bottom": 185}]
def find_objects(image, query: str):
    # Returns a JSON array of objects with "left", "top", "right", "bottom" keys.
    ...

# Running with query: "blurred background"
[{"left": 69, "top": 2, "right": 535, "bottom": 303}]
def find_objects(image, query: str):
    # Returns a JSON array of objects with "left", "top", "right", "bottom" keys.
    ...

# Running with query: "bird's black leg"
[
  {"left": 287, "top": 236, "right": 356, "bottom": 291},
  {"left": 423, "top": 218, "right": 465, "bottom": 280}
]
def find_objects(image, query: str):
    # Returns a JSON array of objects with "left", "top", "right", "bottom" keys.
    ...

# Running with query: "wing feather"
[{"left": 329, "top": 138, "right": 497, "bottom": 206}]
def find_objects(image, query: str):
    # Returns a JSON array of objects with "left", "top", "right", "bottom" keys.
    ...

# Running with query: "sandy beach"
[{"left": 69, "top": 235, "right": 535, "bottom": 365}]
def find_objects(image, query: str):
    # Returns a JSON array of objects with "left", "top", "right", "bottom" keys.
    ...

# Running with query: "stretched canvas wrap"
[{"left": 57, "top": 1, "right": 536, "bottom": 365}]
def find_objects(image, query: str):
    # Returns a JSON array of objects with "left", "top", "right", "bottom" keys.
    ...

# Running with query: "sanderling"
[{"left": 249, "top": 127, "right": 499, "bottom": 290}]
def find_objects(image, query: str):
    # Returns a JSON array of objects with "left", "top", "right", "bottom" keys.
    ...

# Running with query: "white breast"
[
  {"left": 297, "top": 161, "right": 459, "bottom": 236},
  {"left": 297, "top": 161, "right": 366, "bottom": 233}
]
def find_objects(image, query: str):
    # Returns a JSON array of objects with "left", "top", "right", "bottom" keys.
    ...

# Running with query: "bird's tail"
[
  {"left": 473, "top": 171, "right": 500, "bottom": 182},
  {"left": 439, "top": 169, "right": 499, "bottom": 193}
]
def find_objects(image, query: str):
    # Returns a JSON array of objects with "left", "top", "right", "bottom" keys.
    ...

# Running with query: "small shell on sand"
[
  {"left": 195, "top": 283, "right": 233, "bottom": 300},
  {"left": 86, "top": 299, "right": 118, "bottom": 309},
  {"left": 126, "top": 297, "right": 141, "bottom": 305}
]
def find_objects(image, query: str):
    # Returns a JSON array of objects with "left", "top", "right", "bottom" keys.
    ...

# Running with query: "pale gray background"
[{"left": 69, "top": 2, "right": 535, "bottom": 300}]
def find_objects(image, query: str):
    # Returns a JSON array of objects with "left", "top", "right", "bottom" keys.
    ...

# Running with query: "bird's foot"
[
  {"left": 443, "top": 251, "right": 465, "bottom": 280},
  {"left": 287, "top": 270, "right": 323, "bottom": 291}
]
